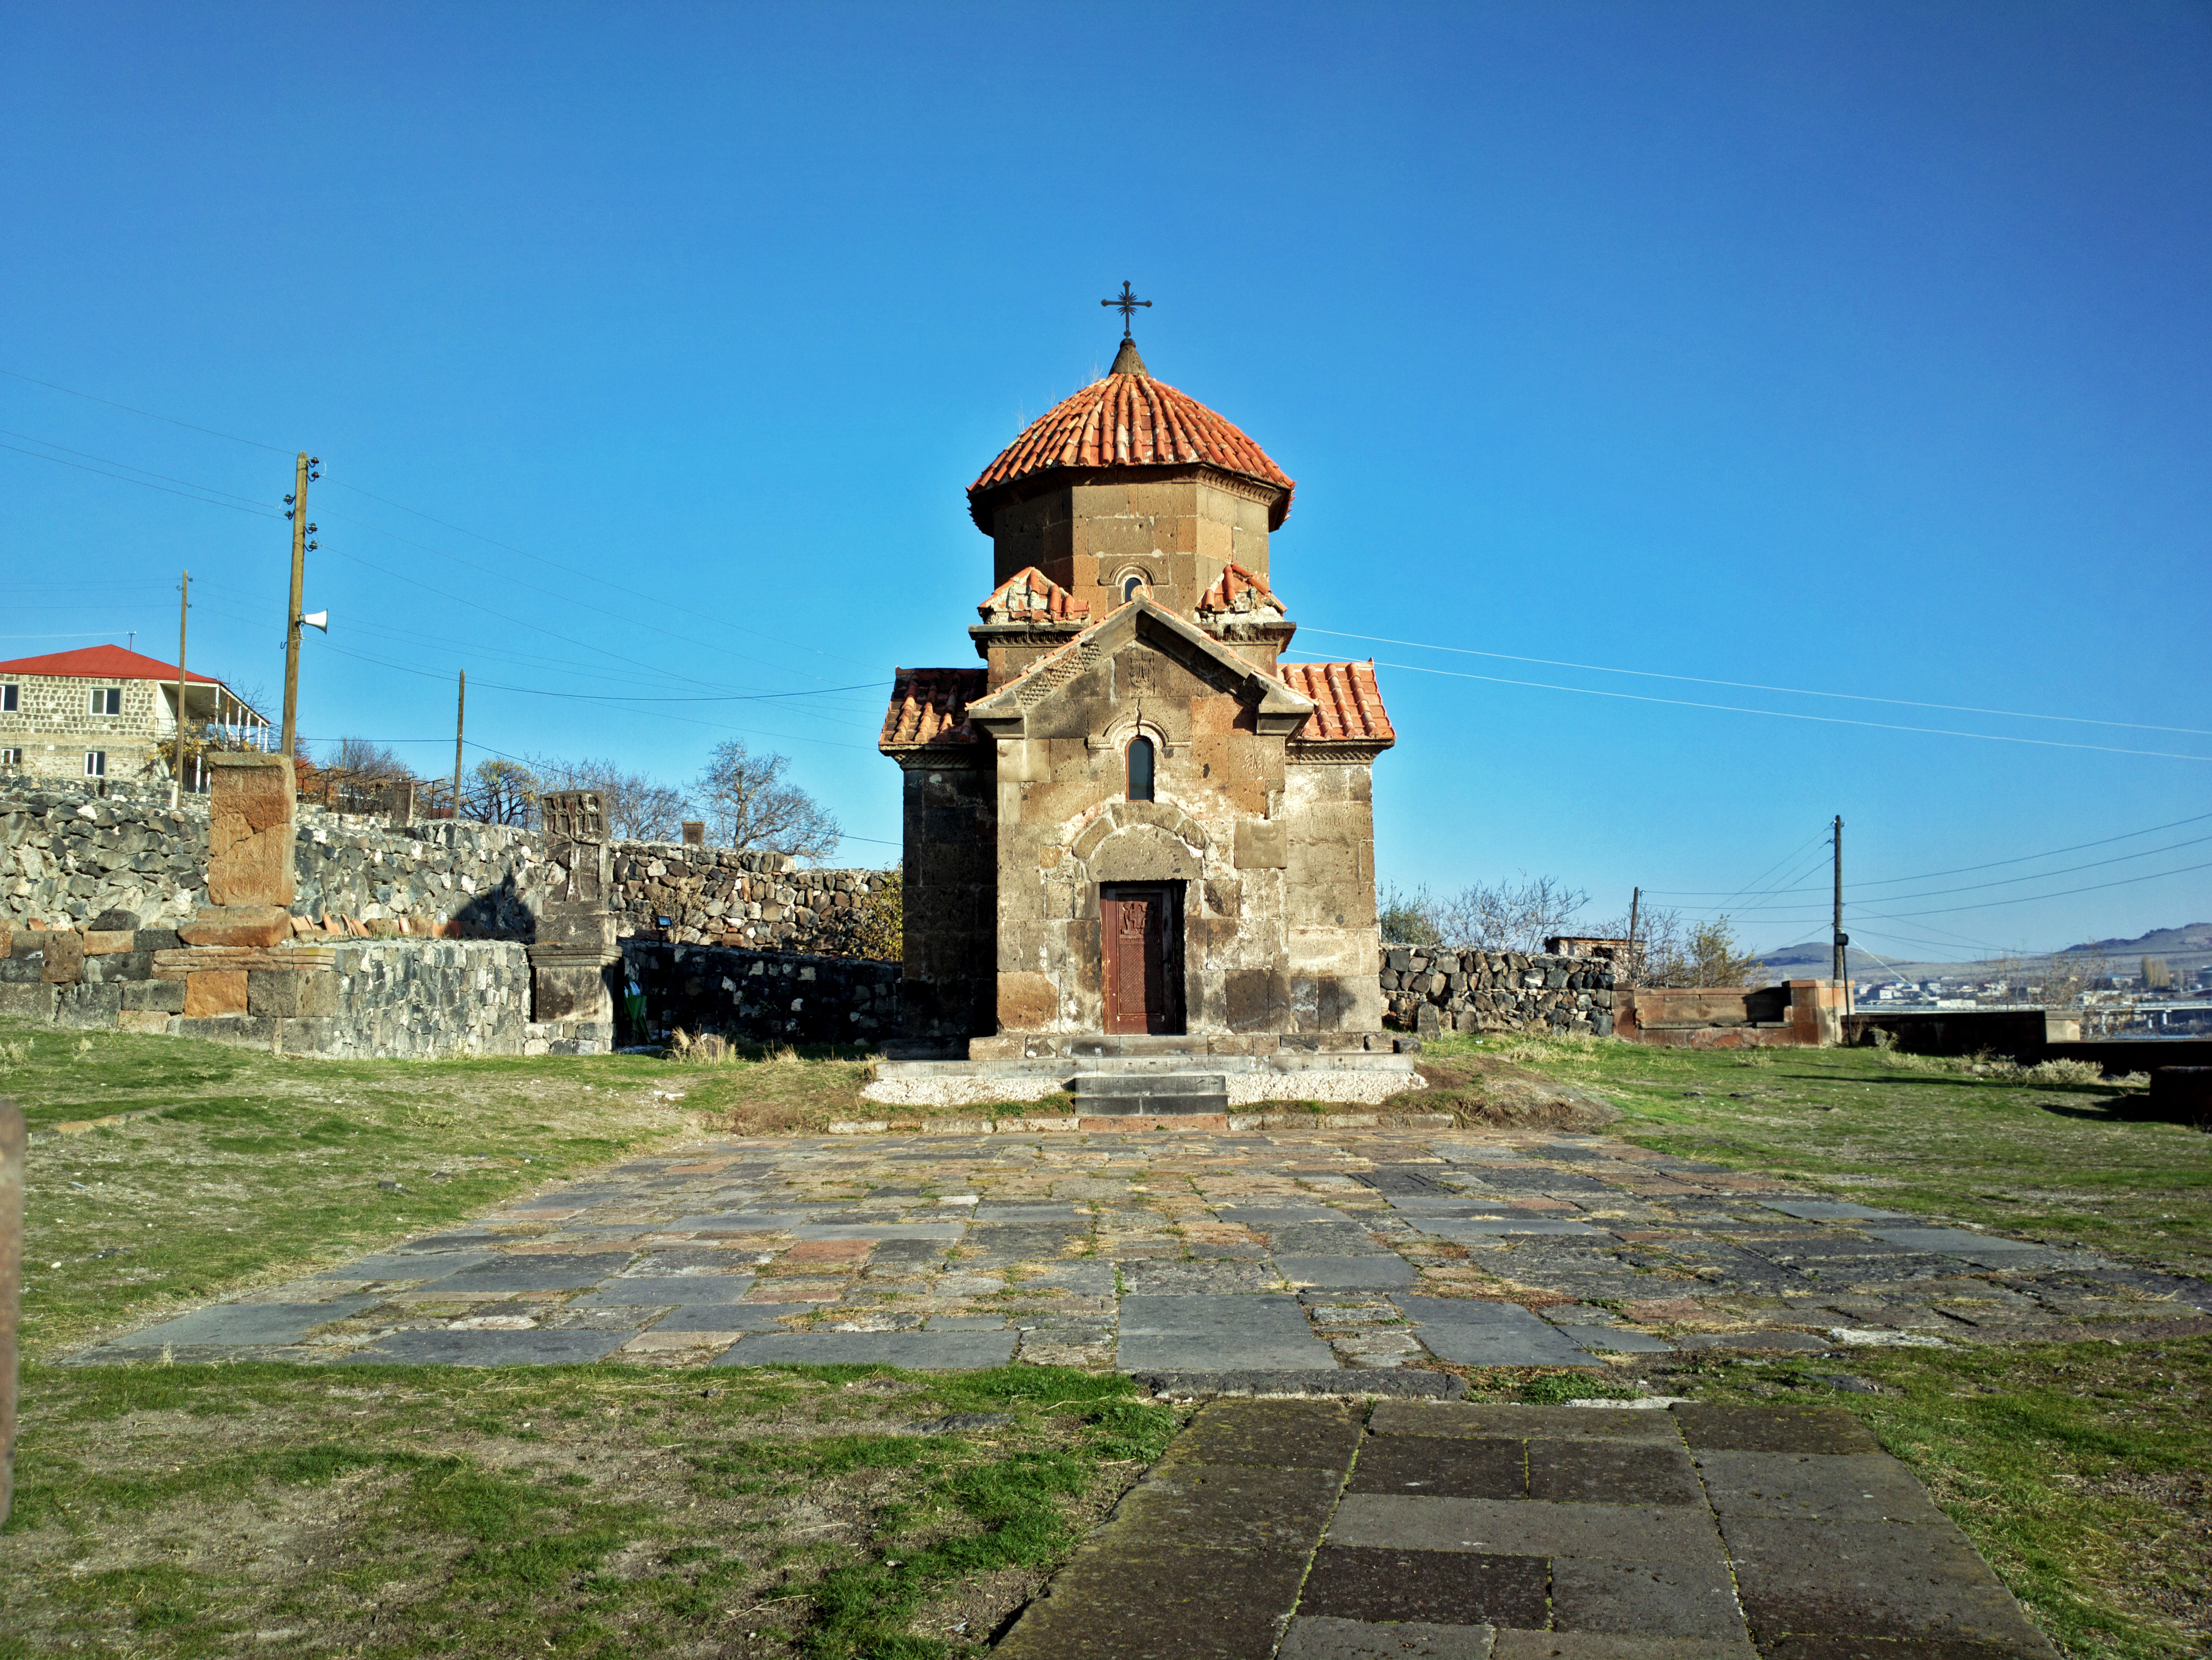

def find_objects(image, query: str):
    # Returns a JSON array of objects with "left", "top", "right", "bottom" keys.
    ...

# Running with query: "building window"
[
  {"left": 1, "top": 683, "right": 16, "bottom": 711},
  {"left": 0, "top": 748, "right": 20, "bottom": 765},
  {"left": 89, "top": 686, "right": 121, "bottom": 716},
  {"left": 1126, "top": 736, "right": 1155, "bottom": 802},
  {"left": 84, "top": 751, "right": 107, "bottom": 777},
  {"left": 1122, "top": 574, "right": 1147, "bottom": 603}
]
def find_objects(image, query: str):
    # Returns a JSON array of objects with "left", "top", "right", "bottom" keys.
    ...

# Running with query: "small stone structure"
[
  {"left": 1615, "top": 981, "right": 1843, "bottom": 1048},
  {"left": 878, "top": 330, "right": 1412, "bottom": 1114},
  {"left": 1381, "top": 945, "right": 1619, "bottom": 1037}
]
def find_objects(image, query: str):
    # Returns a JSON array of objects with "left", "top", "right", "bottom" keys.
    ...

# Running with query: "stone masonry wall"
[
  {"left": 611, "top": 844, "right": 891, "bottom": 956},
  {"left": 1380, "top": 944, "right": 1617, "bottom": 1038},
  {"left": 621, "top": 941, "right": 901, "bottom": 1046},
  {"left": 0, "top": 673, "right": 173, "bottom": 783},
  {"left": 2, "top": 782, "right": 539, "bottom": 935}
]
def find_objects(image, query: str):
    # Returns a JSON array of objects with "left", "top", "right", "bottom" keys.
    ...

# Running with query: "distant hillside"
[
  {"left": 2063, "top": 922, "right": 2212, "bottom": 958},
  {"left": 1750, "top": 920, "right": 2212, "bottom": 982}
]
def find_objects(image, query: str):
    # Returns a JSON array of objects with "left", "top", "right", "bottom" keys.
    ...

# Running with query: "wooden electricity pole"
[
  {"left": 1832, "top": 815, "right": 1848, "bottom": 1005},
  {"left": 171, "top": 570, "right": 189, "bottom": 808},
  {"left": 279, "top": 452, "right": 318, "bottom": 758},
  {"left": 452, "top": 670, "right": 466, "bottom": 822}
]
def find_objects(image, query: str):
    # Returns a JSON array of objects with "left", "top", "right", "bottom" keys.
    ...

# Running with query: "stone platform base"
[{"left": 862, "top": 1046, "right": 1420, "bottom": 1110}]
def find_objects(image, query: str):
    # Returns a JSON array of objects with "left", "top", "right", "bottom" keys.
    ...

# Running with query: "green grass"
[
  {"left": 1466, "top": 1032, "right": 2212, "bottom": 1658},
  {"left": 1432, "top": 1030, "right": 2211, "bottom": 1271},
  {"left": 1659, "top": 1338, "right": 2210, "bottom": 1660},
  {"left": 0, "top": 1361, "right": 1176, "bottom": 1660},
  {"left": 0, "top": 1018, "right": 877, "bottom": 1354}
]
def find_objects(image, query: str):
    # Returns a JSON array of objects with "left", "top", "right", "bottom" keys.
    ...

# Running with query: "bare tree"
[
  {"left": 463, "top": 758, "right": 540, "bottom": 827},
  {"left": 528, "top": 754, "right": 693, "bottom": 842},
  {"left": 1381, "top": 874, "right": 1591, "bottom": 952},
  {"left": 694, "top": 739, "right": 841, "bottom": 861}
]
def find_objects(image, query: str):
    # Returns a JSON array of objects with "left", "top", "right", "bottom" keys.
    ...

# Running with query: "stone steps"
[{"left": 1070, "top": 1072, "right": 1231, "bottom": 1116}]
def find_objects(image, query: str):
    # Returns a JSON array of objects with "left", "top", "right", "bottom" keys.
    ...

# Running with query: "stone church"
[{"left": 879, "top": 334, "right": 1398, "bottom": 1070}]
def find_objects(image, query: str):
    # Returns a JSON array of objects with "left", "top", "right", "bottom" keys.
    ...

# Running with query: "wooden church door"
[{"left": 1101, "top": 884, "right": 1182, "bottom": 1034}]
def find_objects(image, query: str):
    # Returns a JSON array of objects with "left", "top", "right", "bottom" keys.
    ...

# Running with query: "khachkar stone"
[
  {"left": 532, "top": 790, "right": 619, "bottom": 1039},
  {"left": 180, "top": 753, "right": 296, "bottom": 948}
]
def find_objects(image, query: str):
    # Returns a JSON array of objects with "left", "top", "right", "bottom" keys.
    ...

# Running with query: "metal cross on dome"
[{"left": 1101, "top": 281, "right": 1151, "bottom": 339}]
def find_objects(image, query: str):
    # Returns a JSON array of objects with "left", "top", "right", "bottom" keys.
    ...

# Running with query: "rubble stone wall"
[
  {"left": 621, "top": 940, "right": 900, "bottom": 1046},
  {"left": 610, "top": 844, "right": 891, "bottom": 957},
  {"left": 0, "top": 782, "right": 540, "bottom": 935},
  {"left": 1380, "top": 944, "right": 1617, "bottom": 1038}
]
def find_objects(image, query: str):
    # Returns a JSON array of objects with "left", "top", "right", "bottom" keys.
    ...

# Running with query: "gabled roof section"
[
  {"left": 879, "top": 667, "right": 987, "bottom": 752},
  {"left": 968, "top": 355, "right": 1294, "bottom": 533},
  {"left": 1280, "top": 661, "right": 1395, "bottom": 745},
  {"left": 1196, "top": 562, "right": 1285, "bottom": 620},
  {"left": 978, "top": 567, "right": 1090, "bottom": 625},
  {"left": 964, "top": 598, "right": 1314, "bottom": 737},
  {"left": 0, "top": 644, "right": 225, "bottom": 685}
]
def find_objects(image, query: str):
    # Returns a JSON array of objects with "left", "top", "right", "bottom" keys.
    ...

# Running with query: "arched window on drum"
[{"left": 1125, "top": 736, "right": 1155, "bottom": 802}]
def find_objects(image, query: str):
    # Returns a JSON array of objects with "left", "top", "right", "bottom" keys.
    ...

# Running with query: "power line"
[
  {"left": 0, "top": 441, "right": 282, "bottom": 518},
  {"left": 1304, "top": 626, "right": 2212, "bottom": 739},
  {"left": 315, "top": 641, "right": 881, "bottom": 751},
  {"left": 0, "top": 429, "right": 279, "bottom": 511},
  {"left": 1641, "top": 807, "right": 2212, "bottom": 896},
  {"left": 0, "top": 366, "right": 293, "bottom": 453},
  {"left": 1363, "top": 657, "right": 2212, "bottom": 763},
  {"left": 1674, "top": 832, "right": 2212, "bottom": 914}
]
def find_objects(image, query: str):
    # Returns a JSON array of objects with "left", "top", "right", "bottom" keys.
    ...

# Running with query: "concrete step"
[
  {"left": 1071, "top": 1072, "right": 1232, "bottom": 1116},
  {"left": 1071, "top": 1073, "right": 1228, "bottom": 1097}
]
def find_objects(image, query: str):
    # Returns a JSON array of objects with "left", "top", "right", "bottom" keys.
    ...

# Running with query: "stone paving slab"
[
  {"left": 997, "top": 1401, "right": 2060, "bottom": 1660},
  {"left": 66, "top": 1123, "right": 2201, "bottom": 1375}
]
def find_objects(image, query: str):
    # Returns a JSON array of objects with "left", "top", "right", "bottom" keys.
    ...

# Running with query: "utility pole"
[
  {"left": 1627, "top": 887, "right": 1641, "bottom": 984},
  {"left": 452, "top": 670, "right": 466, "bottom": 822},
  {"left": 279, "top": 452, "right": 319, "bottom": 757},
  {"left": 171, "top": 571, "right": 189, "bottom": 808},
  {"left": 1832, "top": 815, "right": 1848, "bottom": 1009}
]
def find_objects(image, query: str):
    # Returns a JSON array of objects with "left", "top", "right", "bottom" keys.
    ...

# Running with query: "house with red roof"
[
  {"left": 0, "top": 644, "right": 269, "bottom": 787},
  {"left": 879, "top": 331, "right": 1396, "bottom": 1067}
]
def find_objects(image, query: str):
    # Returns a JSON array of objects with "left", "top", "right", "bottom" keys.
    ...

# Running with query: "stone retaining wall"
[
  {"left": 1, "top": 783, "right": 540, "bottom": 935},
  {"left": 3, "top": 783, "right": 881, "bottom": 956},
  {"left": 620, "top": 940, "right": 900, "bottom": 1047},
  {"left": 611, "top": 845, "right": 890, "bottom": 956},
  {"left": 1380, "top": 944, "right": 1617, "bottom": 1037}
]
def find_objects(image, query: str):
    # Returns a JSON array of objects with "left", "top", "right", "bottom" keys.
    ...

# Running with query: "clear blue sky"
[{"left": 6, "top": 2, "right": 2207, "bottom": 965}]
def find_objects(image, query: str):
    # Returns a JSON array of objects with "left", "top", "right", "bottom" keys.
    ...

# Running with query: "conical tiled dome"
[{"left": 968, "top": 341, "right": 1295, "bottom": 532}]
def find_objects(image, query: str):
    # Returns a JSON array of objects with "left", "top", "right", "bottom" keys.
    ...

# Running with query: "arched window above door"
[
  {"left": 1122, "top": 574, "right": 1147, "bottom": 603},
  {"left": 1125, "top": 736, "right": 1155, "bottom": 802}
]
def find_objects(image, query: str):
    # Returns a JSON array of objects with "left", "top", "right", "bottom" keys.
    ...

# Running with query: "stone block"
[
  {"left": 179, "top": 906, "right": 292, "bottom": 948},
  {"left": 1234, "top": 819, "right": 1288, "bottom": 869},
  {"left": 38, "top": 931, "right": 83, "bottom": 984},
  {"left": 1301, "top": 1546, "right": 1548, "bottom": 1629},
  {"left": 247, "top": 968, "right": 339, "bottom": 1019},
  {"left": 80, "top": 930, "right": 136, "bottom": 956},
  {"left": 53, "top": 983, "right": 122, "bottom": 1028},
  {"left": 0, "top": 984, "right": 55, "bottom": 1020},
  {"left": 532, "top": 962, "right": 613, "bottom": 1023},
  {"left": 122, "top": 977, "right": 188, "bottom": 1014},
  {"left": 996, "top": 971, "right": 1057, "bottom": 1031},
  {"left": 206, "top": 753, "right": 296, "bottom": 907},
  {"left": 175, "top": 1015, "right": 278, "bottom": 1047},
  {"left": 184, "top": 970, "right": 250, "bottom": 1018},
  {"left": 116, "top": 1011, "right": 174, "bottom": 1034}
]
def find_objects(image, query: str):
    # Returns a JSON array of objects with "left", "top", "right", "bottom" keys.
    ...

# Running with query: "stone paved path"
[
  {"left": 995, "top": 1398, "right": 2060, "bottom": 1660},
  {"left": 79, "top": 1125, "right": 2206, "bottom": 1368}
]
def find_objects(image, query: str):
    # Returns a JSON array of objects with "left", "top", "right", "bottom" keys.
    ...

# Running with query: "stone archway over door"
[{"left": 1101, "top": 884, "right": 1182, "bottom": 1034}]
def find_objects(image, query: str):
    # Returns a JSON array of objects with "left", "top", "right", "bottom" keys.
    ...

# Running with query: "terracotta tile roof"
[
  {"left": 968, "top": 351, "right": 1294, "bottom": 530},
  {"left": 1196, "top": 562, "right": 1284, "bottom": 618},
  {"left": 0, "top": 643, "right": 226, "bottom": 685},
  {"left": 978, "top": 567, "right": 1091, "bottom": 624},
  {"left": 879, "top": 667, "right": 987, "bottom": 750},
  {"left": 1279, "top": 661, "right": 1395, "bottom": 743}
]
